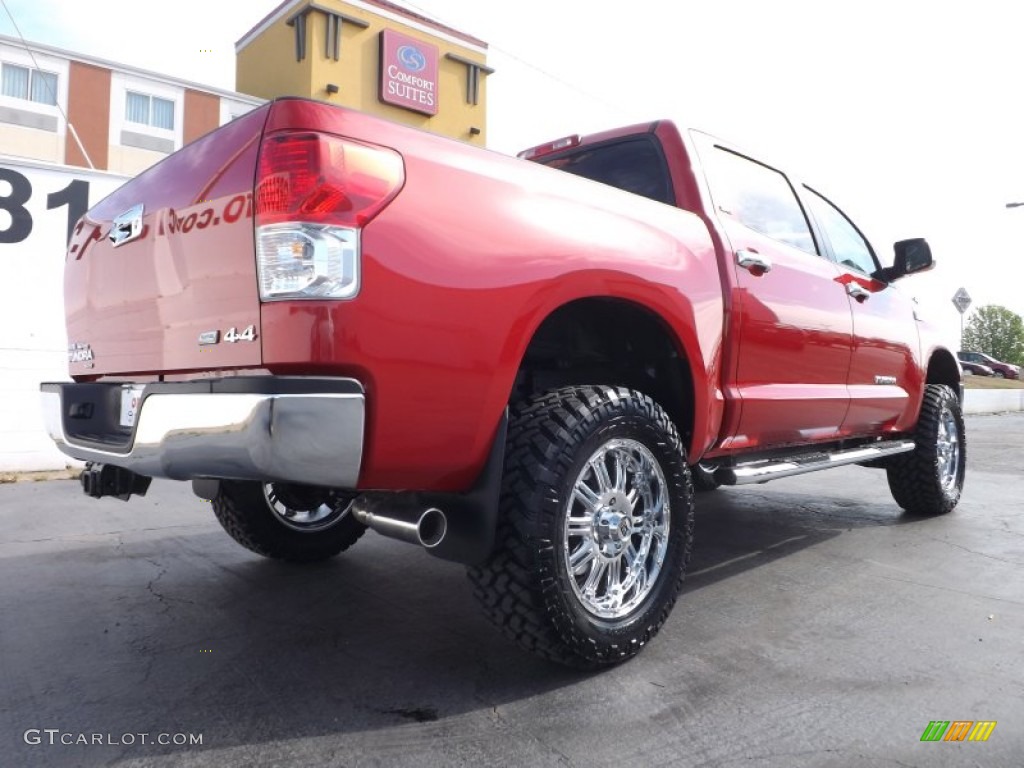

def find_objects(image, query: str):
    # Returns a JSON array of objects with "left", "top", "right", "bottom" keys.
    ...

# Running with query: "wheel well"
[
  {"left": 926, "top": 349, "right": 962, "bottom": 401},
  {"left": 511, "top": 298, "right": 694, "bottom": 445}
]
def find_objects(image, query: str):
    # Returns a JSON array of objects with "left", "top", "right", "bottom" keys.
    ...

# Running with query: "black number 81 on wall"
[{"left": 0, "top": 167, "right": 90, "bottom": 246}]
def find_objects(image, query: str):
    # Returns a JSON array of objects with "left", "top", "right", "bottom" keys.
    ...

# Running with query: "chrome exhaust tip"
[
  {"left": 416, "top": 508, "right": 447, "bottom": 548},
  {"left": 352, "top": 501, "right": 448, "bottom": 549}
]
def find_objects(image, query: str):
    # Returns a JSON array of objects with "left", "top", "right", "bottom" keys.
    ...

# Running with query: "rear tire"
[
  {"left": 469, "top": 385, "right": 694, "bottom": 668},
  {"left": 886, "top": 384, "right": 966, "bottom": 515},
  {"left": 212, "top": 480, "right": 366, "bottom": 562}
]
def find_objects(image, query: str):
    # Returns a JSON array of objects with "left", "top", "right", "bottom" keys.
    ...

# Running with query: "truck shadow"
[
  {"left": 684, "top": 483, "right": 917, "bottom": 591},
  {"left": 3, "top": 482, "right": 923, "bottom": 765}
]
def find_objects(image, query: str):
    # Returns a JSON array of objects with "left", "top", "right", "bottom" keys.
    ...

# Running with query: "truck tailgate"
[{"left": 65, "top": 105, "right": 271, "bottom": 377}]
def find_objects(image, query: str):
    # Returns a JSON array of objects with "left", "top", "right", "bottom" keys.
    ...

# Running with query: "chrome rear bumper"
[{"left": 40, "top": 378, "right": 364, "bottom": 487}]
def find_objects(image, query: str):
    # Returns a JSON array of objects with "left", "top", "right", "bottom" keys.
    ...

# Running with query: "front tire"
[
  {"left": 691, "top": 462, "right": 722, "bottom": 492},
  {"left": 212, "top": 481, "right": 366, "bottom": 562},
  {"left": 469, "top": 386, "right": 694, "bottom": 668},
  {"left": 886, "top": 384, "right": 966, "bottom": 515}
]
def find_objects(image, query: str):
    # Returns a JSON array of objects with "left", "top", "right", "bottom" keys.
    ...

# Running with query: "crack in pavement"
[
  {"left": 863, "top": 561, "right": 1024, "bottom": 606},
  {"left": 470, "top": 655, "right": 576, "bottom": 767},
  {"left": 924, "top": 535, "right": 1024, "bottom": 566},
  {"left": 474, "top": 696, "right": 577, "bottom": 768},
  {"left": 2, "top": 523, "right": 210, "bottom": 546},
  {"left": 144, "top": 557, "right": 171, "bottom": 614}
]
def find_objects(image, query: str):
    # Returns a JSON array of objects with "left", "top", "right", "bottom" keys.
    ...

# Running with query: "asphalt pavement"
[{"left": 1, "top": 413, "right": 1022, "bottom": 767}]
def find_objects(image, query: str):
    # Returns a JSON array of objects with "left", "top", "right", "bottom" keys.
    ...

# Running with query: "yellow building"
[{"left": 236, "top": 0, "right": 492, "bottom": 145}]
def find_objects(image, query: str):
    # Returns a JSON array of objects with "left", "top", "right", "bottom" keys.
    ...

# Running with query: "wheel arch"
[
  {"left": 926, "top": 347, "right": 963, "bottom": 402},
  {"left": 506, "top": 295, "right": 704, "bottom": 457}
]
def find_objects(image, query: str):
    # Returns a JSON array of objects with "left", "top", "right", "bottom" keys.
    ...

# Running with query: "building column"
[{"left": 64, "top": 61, "right": 110, "bottom": 170}]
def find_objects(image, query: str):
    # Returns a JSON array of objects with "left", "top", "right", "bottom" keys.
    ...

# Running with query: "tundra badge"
[{"left": 68, "top": 342, "right": 94, "bottom": 363}]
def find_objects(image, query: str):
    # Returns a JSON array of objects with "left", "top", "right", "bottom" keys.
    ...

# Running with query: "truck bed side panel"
[{"left": 257, "top": 101, "right": 724, "bottom": 491}]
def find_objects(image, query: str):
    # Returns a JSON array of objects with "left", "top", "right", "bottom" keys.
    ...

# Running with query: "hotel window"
[
  {"left": 1, "top": 63, "right": 58, "bottom": 105},
  {"left": 125, "top": 91, "right": 174, "bottom": 130}
]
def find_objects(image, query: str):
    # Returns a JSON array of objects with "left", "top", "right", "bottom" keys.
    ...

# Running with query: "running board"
[{"left": 715, "top": 440, "right": 916, "bottom": 486}]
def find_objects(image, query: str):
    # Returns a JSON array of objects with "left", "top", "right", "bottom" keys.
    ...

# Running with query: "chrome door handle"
[
  {"left": 736, "top": 249, "right": 772, "bottom": 274},
  {"left": 846, "top": 283, "right": 871, "bottom": 302}
]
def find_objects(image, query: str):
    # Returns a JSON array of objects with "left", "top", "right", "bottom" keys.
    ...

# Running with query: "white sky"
[{"left": 4, "top": 0, "right": 1023, "bottom": 349}]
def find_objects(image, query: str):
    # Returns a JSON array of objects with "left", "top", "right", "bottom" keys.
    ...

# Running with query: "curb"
[
  {"left": 0, "top": 468, "right": 82, "bottom": 484},
  {"left": 963, "top": 389, "right": 1024, "bottom": 415}
]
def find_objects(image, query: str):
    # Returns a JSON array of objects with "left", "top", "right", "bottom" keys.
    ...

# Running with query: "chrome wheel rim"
[
  {"left": 936, "top": 406, "right": 961, "bottom": 492},
  {"left": 564, "top": 438, "right": 670, "bottom": 619},
  {"left": 263, "top": 484, "right": 351, "bottom": 532}
]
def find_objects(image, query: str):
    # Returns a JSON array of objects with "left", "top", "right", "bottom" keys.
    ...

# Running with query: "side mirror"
[{"left": 876, "top": 238, "right": 933, "bottom": 282}]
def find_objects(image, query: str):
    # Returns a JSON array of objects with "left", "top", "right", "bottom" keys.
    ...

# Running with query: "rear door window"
[
  {"left": 542, "top": 137, "right": 675, "bottom": 205},
  {"left": 704, "top": 147, "right": 818, "bottom": 255}
]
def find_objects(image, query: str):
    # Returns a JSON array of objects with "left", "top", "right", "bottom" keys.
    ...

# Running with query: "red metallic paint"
[
  {"left": 719, "top": 232, "right": 855, "bottom": 450},
  {"left": 66, "top": 107, "right": 272, "bottom": 378},
  {"left": 679, "top": 129, "right": 933, "bottom": 457},
  {"left": 837, "top": 270, "right": 923, "bottom": 436},
  {"left": 62, "top": 97, "right": 952, "bottom": 494},
  {"left": 257, "top": 101, "right": 723, "bottom": 490},
  {"left": 684, "top": 132, "right": 857, "bottom": 452}
]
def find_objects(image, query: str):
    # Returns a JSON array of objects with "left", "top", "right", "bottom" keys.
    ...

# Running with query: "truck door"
[
  {"left": 701, "top": 145, "right": 854, "bottom": 450},
  {"left": 799, "top": 187, "right": 921, "bottom": 436}
]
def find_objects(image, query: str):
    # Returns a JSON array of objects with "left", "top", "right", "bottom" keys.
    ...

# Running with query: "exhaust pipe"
[
  {"left": 347, "top": 409, "right": 509, "bottom": 566},
  {"left": 352, "top": 497, "right": 448, "bottom": 549}
]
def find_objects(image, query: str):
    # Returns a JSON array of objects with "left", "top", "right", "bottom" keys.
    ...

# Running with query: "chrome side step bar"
[{"left": 714, "top": 440, "right": 916, "bottom": 486}]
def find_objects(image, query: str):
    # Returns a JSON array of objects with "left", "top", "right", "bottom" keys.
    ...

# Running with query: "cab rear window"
[{"left": 542, "top": 137, "right": 675, "bottom": 205}]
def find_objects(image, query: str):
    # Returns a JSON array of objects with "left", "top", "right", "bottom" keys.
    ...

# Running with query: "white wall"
[
  {"left": 963, "top": 389, "right": 1024, "bottom": 415},
  {"left": 219, "top": 96, "right": 257, "bottom": 127},
  {"left": 0, "top": 156, "right": 126, "bottom": 471}
]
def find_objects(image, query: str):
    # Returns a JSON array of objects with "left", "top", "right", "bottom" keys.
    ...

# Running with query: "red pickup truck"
[{"left": 42, "top": 98, "right": 965, "bottom": 668}]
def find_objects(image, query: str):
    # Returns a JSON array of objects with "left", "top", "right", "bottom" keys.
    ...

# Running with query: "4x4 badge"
[{"left": 198, "top": 326, "right": 256, "bottom": 345}]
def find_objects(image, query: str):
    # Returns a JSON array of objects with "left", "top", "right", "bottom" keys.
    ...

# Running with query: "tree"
[{"left": 962, "top": 305, "right": 1024, "bottom": 365}]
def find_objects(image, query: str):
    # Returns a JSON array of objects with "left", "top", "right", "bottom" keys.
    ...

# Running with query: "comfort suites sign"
[{"left": 379, "top": 29, "right": 439, "bottom": 116}]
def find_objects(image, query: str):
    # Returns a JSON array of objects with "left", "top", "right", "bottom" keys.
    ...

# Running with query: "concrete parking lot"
[{"left": 1, "top": 413, "right": 1022, "bottom": 767}]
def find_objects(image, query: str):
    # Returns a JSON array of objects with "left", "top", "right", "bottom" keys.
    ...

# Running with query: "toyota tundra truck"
[{"left": 41, "top": 98, "right": 965, "bottom": 668}]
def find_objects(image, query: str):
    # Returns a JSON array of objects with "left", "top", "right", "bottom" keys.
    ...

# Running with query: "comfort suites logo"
[
  {"left": 379, "top": 29, "right": 438, "bottom": 116},
  {"left": 397, "top": 44, "right": 427, "bottom": 72}
]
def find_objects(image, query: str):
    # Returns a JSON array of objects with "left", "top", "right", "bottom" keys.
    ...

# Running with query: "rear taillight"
[{"left": 255, "top": 132, "right": 404, "bottom": 300}]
